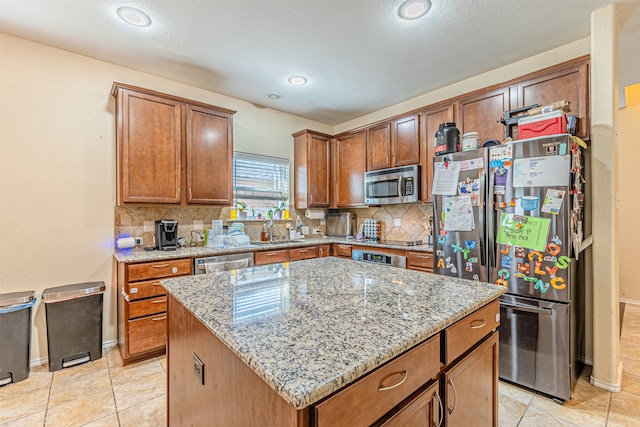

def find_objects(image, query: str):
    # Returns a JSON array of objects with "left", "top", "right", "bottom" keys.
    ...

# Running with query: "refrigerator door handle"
[
  {"left": 479, "top": 171, "right": 486, "bottom": 266},
  {"left": 500, "top": 301, "right": 553, "bottom": 315}
]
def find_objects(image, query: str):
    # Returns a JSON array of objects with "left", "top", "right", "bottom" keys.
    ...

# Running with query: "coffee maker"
[{"left": 155, "top": 219, "right": 178, "bottom": 251}]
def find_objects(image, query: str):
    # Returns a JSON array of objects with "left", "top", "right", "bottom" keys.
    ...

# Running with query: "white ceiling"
[{"left": 1, "top": 0, "right": 638, "bottom": 125}]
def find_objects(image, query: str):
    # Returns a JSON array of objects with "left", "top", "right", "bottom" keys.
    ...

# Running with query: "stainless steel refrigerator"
[{"left": 433, "top": 134, "right": 585, "bottom": 401}]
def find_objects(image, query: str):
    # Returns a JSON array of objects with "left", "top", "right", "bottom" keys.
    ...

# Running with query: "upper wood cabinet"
[
  {"left": 112, "top": 83, "right": 235, "bottom": 206},
  {"left": 420, "top": 103, "right": 455, "bottom": 203},
  {"left": 457, "top": 87, "right": 513, "bottom": 143},
  {"left": 293, "top": 130, "right": 332, "bottom": 209},
  {"left": 367, "top": 122, "right": 392, "bottom": 171},
  {"left": 516, "top": 58, "right": 589, "bottom": 139},
  {"left": 185, "top": 104, "right": 234, "bottom": 204},
  {"left": 333, "top": 131, "right": 367, "bottom": 208},
  {"left": 392, "top": 114, "right": 421, "bottom": 167},
  {"left": 367, "top": 114, "right": 420, "bottom": 171}
]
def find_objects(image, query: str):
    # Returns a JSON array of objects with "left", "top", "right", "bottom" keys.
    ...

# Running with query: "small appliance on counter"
[
  {"left": 155, "top": 219, "right": 178, "bottom": 251},
  {"left": 326, "top": 213, "right": 356, "bottom": 237}
]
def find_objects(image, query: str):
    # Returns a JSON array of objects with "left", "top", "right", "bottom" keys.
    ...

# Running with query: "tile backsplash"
[{"left": 114, "top": 203, "right": 434, "bottom": 246}]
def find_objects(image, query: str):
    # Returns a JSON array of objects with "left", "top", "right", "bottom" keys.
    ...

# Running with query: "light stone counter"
[
  {"left": 161, "top": 257, "right": 505, "bottom": 409},
  {"left": 113, "top": 237, "right": 432, "bottom": 263}
]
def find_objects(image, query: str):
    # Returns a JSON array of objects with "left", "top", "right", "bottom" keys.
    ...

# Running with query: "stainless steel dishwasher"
[{"left": 194, "top": 252, "right": 254, "bottom": 274}]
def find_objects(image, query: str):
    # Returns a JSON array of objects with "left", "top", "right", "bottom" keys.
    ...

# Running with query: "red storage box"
[{"left": 517, "top": 110, "right": 567, "bottom": 139}]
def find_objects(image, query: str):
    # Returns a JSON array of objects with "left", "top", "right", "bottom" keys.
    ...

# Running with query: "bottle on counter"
[{"left": 261, "top": 224, "right": 269, "bottom": 242}]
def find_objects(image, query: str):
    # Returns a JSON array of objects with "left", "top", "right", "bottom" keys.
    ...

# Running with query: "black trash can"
[
  {"left": 0, "top": 291, "right": 36, "bottom": 386},
  {"left": 42, "top": 282, "right": 105, "bottom": 372}
]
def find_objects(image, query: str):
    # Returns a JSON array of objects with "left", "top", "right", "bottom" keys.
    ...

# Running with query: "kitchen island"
[{"left": 162, "top": 257, "right": 506, "bottom": 426}]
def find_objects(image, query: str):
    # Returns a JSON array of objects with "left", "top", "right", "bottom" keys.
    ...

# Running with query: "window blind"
[{"left": 233, "top": 152, "right": 289, "bottom": 203}]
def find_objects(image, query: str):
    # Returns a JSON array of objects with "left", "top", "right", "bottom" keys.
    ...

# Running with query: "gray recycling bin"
[
  {"left": 0, "top": 291, "right": 36, "bottom": 386},
  {"left": 42, "top": 281, "right": 105, "bottom": 372}
]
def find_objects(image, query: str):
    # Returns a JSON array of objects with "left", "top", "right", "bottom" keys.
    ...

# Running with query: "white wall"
[
  {"left": 0, "top": 33, "right": 331, "bottom": 365},
  {"left": 618, "top": 103, "right": 640, "bottom": 303}
]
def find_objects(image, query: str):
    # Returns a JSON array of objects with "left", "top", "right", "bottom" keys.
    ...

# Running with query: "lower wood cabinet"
[
  {"left": 443, "top": 331, "right": 499, "bottom": 427},
  {"left": 315, "top": 335, "right": 441, "bottom": 427},
  {"left": 289, "top": 246, "right": 318, "bottom": 261},
  {"left": 375, "top": 380, "right": 442, "bottom": 427},
  {"left": 254, "top": 249, "right": 289, "bottom": 266},
  {"left": 333, "top": 244, "right": 353, "bottom": 258},
  {"left": 318, "top": 244, "right": 332, "bottom": 258},
  {"left": 406, "top": 251, "right": 434, "bottom": 273},
  {"left": 117, "top": 258, "right": 192, "bottom": 365}
]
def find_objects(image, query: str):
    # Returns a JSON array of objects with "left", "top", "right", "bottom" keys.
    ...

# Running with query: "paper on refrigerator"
[
  {"left": 432, "top": 162, "right": 461, "bottom": 195},
  {"left": 443, "top": 195, "right": 475, "bottom": 231},
  {"left": 512, "top": 155, "right": 570, "bottom": 187}
]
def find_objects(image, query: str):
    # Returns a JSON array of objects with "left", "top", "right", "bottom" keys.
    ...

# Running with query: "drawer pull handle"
[
  {"left": 447, "top": 378, "right": 458, "bottom": 415},
  {"left": 266, "top": 253, "right": 276, "bottom": 256},
  {"left": 434, "top": 390, "right": 444, "bottom": 427},
  {"left": 152, "top": 299, "right": 167, "bottom": 304},
  {"left": 470, "top": 319, "right": 486, "bottom": 329},
  {"left": 417, "top": 255, "right": 431, "bottom": 259},
  {"left": 152, "top": 282, "right": 162, "bottom": 286},
  {"left": 152, "top": 264, "right": 170, "bottom": 268},
  {"left": 378, "top": 370, "right": 407, "bottom": 391},
  {"left": 447, "top": 378, "right": 457, "bottom": 414},
  {"left": 152, "top": 316, "right": 167, "bottom": 321},
  {"left": 298, "top": 249, "right": 308, "bottom": 253}
]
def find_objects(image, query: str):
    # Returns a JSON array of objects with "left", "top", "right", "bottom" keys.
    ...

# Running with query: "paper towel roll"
[
  {"left": 116, "top": 237, "right": 136, "bottom": 249},
  {"left": 305, "top": 209, "right": 325, "bottom": 219}
]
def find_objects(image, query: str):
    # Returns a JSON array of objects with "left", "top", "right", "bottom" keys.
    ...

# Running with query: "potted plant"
[{"left": 236, "top": 201, "right": 248, "bottom": 219}]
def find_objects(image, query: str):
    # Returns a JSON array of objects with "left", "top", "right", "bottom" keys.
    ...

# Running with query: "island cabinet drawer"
[
  {"left": 125, "top": 279, "right": 166, "bottom": 301},
  {"left": 254, "top": 249, "right": 289, "bottom": 266},
  {"left": 127, "top": 258, "right": 192, "bottom": 282},
  {"left": 128, "top": 296, "right": 167, "bottom": 319},
  {"left": 333, "top": 244, "right": 352, "bottom": 258},
  {"left": 406, "top": 252, "right": 434, "bottom": 272},
  {"left": 443, "top": 299, "right": 500, "bottom": 364},
  {"left": 127, "top": 314, "right": 166, "bottom": 355},
  {"left": 315, "top": 335, "right": 441, "bottom": 427},
  {"left": 289, "top": 246, "right": 318, "bottom": 261},
  {"left": 318, "top": 244, "right": 332, "bottom": 258}
]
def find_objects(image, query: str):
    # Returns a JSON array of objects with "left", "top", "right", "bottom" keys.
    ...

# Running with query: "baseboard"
[
  {"left": 590, "top": 361, "right": 622, "bottom": 392},
  {"left": 30, "top": 339, "right": 119, "bottom": 368},
  {"left": 581, "top": 356, "right": 594, "bottom": 365}
]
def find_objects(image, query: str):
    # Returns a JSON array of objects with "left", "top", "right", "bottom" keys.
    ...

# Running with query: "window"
[{"left": 233, "top": 152, "right": 289, "bottom": 218}]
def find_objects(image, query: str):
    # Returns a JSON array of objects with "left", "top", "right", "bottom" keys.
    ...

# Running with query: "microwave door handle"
[{"left": 398, "top": 176, "right": 404, "bottom": 200}]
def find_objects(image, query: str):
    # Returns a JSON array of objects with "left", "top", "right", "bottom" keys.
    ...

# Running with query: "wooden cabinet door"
[
  {"left": 334, "top": 244, "right": 352, "bottom": 258},
  {"left": 185, "top": 104, "right": 233, "bottom": 204},
  {"left": 443, "top": 331, "right": 498, "bottom": 427},
  {"left": 517, "top": 59, "right": 589, "bottom": 139},
  {"left": 308, "top": 134, "right": 331, "bottom": 208},
  {"left": 318, "top": 244, "right": 332, "bottom": 258},
  {"left": 118, "top": 88, "right": 182, "bottom": 204},
  {"left": 294, "top": 130, "right": 332, "bottom": 209},
  {"left": 458, "top": 87, "right": 512, "bottom": 143},
  {"left": 334, "top": 131, "right": 367, "bottom": 207},
  {"left": 377, "top": 381, "right": 442, "bottom": 427},
  {"left": 367, "top": 122, "right": 392, "bottom": 170},
  {"left": 127, "top": 313, "right": 167, "bottom": 355},
  {"left": 289, "top": 246, "right": 318, "bottom": 261},
  {"left": 421, "top": 104, "right": 454, "bottom": 203},
  {"left": 392, "top": 114, "right": 420, "bottom": 167}
]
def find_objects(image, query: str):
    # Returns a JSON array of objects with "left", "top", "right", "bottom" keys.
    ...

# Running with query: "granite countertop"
[
  {"left": 161, "top": 257, "right": 506, "bottom": 410},
  {"left": 113, "top": 237, "right": 433, "bottom": 263}
]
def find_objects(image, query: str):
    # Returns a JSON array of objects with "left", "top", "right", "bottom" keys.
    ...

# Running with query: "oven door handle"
[{"left": 500, "top": 301, "right": 552, "bottom": 315}]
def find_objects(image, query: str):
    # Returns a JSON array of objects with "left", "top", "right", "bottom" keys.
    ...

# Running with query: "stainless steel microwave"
[{"left": 364, "top": 164, "right": 420, "bottom": 205}]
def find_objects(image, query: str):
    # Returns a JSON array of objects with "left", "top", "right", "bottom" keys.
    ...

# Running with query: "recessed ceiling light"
[
  {"left": 117, "top": 6, "right": 152, "bottom": 27},
  {"left": 288, "top": 75, "right": 308, "bottom": 86},
  {"left": 398, "top": 0, "right": 431, "bottom": 20},
  {"left": 268, "top": 93, "right": 280, "bottom": 99}
]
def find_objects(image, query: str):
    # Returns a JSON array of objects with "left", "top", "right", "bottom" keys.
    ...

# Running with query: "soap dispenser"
[{"left": 261, "top": 224, "right": 269, "bottom": 242}]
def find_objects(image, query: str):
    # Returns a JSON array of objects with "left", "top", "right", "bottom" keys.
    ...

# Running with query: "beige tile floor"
[{"left": 1, "top": 304, "right": 639, "bottom": 426}]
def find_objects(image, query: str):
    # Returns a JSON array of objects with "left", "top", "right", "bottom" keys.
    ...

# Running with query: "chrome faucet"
[{"left": 269, "top": 218, "right": 274, "bottom": 242}]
